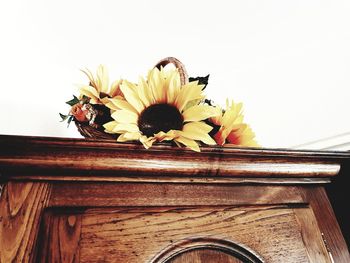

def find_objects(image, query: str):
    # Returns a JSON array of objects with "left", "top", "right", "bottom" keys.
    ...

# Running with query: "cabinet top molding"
[{"left": 0, "top": 135, "right": 349, "bottom": 182}]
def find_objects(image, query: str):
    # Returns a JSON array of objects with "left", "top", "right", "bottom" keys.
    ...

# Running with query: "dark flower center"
[
  {"left": 138, "top": 104, "right": 183, "bottom": 137},
  {"left": 99, "top": 92, "right": 110, "bottom": 99}
]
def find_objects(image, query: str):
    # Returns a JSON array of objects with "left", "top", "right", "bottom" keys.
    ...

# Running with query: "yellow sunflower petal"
[
  {"left": 120, "top": 81, "right": 145, "bottom": 113},
  {"left": 103, "top": 121, "right": 118, "bottom": 133},
  {"left": 115, "top": 123, "right": 140, "bottom": 133},
  {"left": 180, "top": 122, "right": 216, "bottom": 145},
  {"left": 149, "top": 68, "right": 165, "bottom": 103},
  {"left": 109, "top": 79, "right": 123, "bottom": 98},
  {"left": 105, "top": 102, "right": 118, "bottom": 111},
  {"left": 183, "top": 104, "right": 219, "bottom": 122},
  {"left": 224, "top": 124, "right": 244, "bottom": 138},
  {"left": 141, "top": 77, "right": 156, "bottom": 105},
  {"left": 183, "top": 121, "right": 213, "bottom": 134},
  {"left": 209, "top": 107, "right": 224, "bottom": 126},
  {"left": 79, "top": 85, "right": 100, "bottom": 102},
  {"left": 106, "top": 98, "right": 138, "bottom": 113},
  {"left": 137, "top": 77, "right": 152, "bottom": 107},
  {"left": 175, "top": 136, "right": 200, "bottom": 152},
  {"left": 153, "top": 130, "right": 177, "bottom": 141},
  {"left": 232, "top": 115, "right": 244, "bottom": 125},
  {"left": 81, "top": 68, "right": 97, "bottom": 88},
  {"left": 167, "top": 71, "right": 181, "bottom": 104},
  {"left": 222, "top": 102, "right": 243, "bottom": 126},
  {"left": 175, "top": 81, "right": 204, "bottom": 112},
  {"left": 96, "top": 65, "right": 109, "bottom": 94},
  {"left": 117, "top": 132, "right": 141, "bottom": 142},
  {"left": 139, "top": 135, "right": 156, "bottom": 149},
  {"left": 111, "top": 109, "right": 138, "bottom": 124}
]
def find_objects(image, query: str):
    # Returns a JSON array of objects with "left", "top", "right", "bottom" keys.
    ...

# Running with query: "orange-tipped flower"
[
  {"left": 70, "top": 103, "right": 89, "bottom": 122},
  {"left": 210, "top": 100, "right": 259, "bottom": 147}
]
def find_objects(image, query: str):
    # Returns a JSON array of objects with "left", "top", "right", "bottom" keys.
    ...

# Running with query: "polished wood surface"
[
  {"left": 0, "top": 135, "right": 349, "bottom": 263},
  {"left": 0, "top": 135, "right": 346, "bottom": 179}
]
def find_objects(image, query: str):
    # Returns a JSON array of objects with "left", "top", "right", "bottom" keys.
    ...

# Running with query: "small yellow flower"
[
  {"left": 210, "top": 100, "right": 259, "bottom": 147},
  {"left": 79, "top": 65, "right": 122, "bottom": 104},
  {"left": 104, "top": 67, "right": 219, "bottom": 152}
]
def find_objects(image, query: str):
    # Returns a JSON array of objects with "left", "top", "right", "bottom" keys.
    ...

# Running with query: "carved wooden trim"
[
  {"left": 150, "top": 237, "right": 263, "bottom": 263},
  {"left": 49, "top": 183, "right": 305, "bottom": 207},
  {"left": 0, "top": 175, "right": 332, "bottom": 184},
  {"left": 0, "top": 135, "right": 347, "bottom": 181}
]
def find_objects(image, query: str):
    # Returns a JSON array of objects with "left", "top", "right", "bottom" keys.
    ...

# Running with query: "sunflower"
[
  {"left": 210, "top": 100, "right": 259, "bottom": 147},
  {"left": 79, "top": 65, "right": 123, "bottom": 104},
  {"left": 103, "top": 67, "right": 219, "bottom": 151}
]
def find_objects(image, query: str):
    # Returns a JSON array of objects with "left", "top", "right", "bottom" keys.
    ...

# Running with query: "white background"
[{"left": 0, "top": 0, "right": 349, "bottom": 149}]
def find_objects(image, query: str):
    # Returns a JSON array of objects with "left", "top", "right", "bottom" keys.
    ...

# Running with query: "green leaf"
[
  {"left": 66, "top": 95, "right": 80, "bottom": 106},
  {"left": 67, "top": 115, "right": 74, "bottom": 127},
  {"left": 59, "top": 113, "right": 69, "bottom": 122},
  {"left": 82, "top": 95, "right": 89, "bottom": 102},
  {"left": 189, "top": 74, "right": 210, "bottom": 90}
]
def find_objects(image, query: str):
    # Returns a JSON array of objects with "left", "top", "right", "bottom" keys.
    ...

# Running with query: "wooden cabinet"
[{"left": 0, "top": 135, "right": 349, "bottom": 263}]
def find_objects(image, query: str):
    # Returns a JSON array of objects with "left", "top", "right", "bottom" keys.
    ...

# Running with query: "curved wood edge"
[
  {"left": 1, "top": 134, "right": 349, "bottom": 158},
  {"left": 150, "top": 237, "right": 263, "bottom": 263},
  {"left": 0, "top": 135, "right": 346, "bottom": 180}
]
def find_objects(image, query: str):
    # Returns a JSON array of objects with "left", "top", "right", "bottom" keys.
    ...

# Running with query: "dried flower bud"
[{"left": 70, "top": 103, "right": 89, "bottom": 122}]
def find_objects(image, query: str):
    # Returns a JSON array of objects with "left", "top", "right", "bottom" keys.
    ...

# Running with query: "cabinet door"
[{"left": 35, "top": 206, "right": 331, "bottom": 263}]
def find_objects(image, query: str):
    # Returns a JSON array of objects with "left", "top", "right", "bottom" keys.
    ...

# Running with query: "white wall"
[{"left": 0, "top": 0, "right": 349, "bottom": 149}]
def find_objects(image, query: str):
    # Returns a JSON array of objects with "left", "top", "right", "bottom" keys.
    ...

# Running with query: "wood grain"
[
  {"left": 0, "top": 135, "right": 345, "bottom": 180},
  {"left": 49, "top": 183, "right": 305, "bottom": 207},
  {"left": 76, "top": 206, "right": 310, "bottom": 263},
  {"left": 151, "top": 237, "right": 263, "bottom": 263},
  {"left": 2, "top": 175, "right": 332, "bottom": 185},
  {"left": 293, "top": 207, "right": 331, "bottom": 263},
  {"left": 1, "top": 135, "right": 349, "bottom": 263},
  {"left": 168, "top": 249, "right": 244, "bottom": 263},
  {"left": 0, "top": 182, "right": 51, "bottom": 263},
  {"left": 304, "top": 187, "right": 350, "bottom": 263},
  {"left": 35, "top": 211, "right": 82, "bottom": 263}
]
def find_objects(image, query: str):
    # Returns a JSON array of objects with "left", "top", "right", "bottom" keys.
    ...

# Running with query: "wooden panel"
[
  {"left": 304, "top": 187, "right": 350, "bottom": 263},
  {"left": 47, "top": 206, "right": 317, "bottom": 263},
  {"left": 0, "top": 182, "right": 51, "bottom": 263},
  {"left": 293, "top": 207, "right": 331, "bottom": 263},
  {"left": 49, "top": 183, "right": 305, "bottom": 207}
]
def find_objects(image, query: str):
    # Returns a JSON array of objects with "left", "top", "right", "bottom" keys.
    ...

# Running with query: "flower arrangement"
[{"left": 60, "top": 57, "right": 258, "bottom": 151}]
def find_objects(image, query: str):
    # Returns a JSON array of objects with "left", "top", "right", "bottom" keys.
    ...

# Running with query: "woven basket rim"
[{"left": 75, "top": 121, "right": 116, "bottom": 140}]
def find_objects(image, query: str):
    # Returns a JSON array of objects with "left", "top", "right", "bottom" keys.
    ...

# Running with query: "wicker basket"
[{"left": 75, "top": 57, "right": 189, "bottom": 139}]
